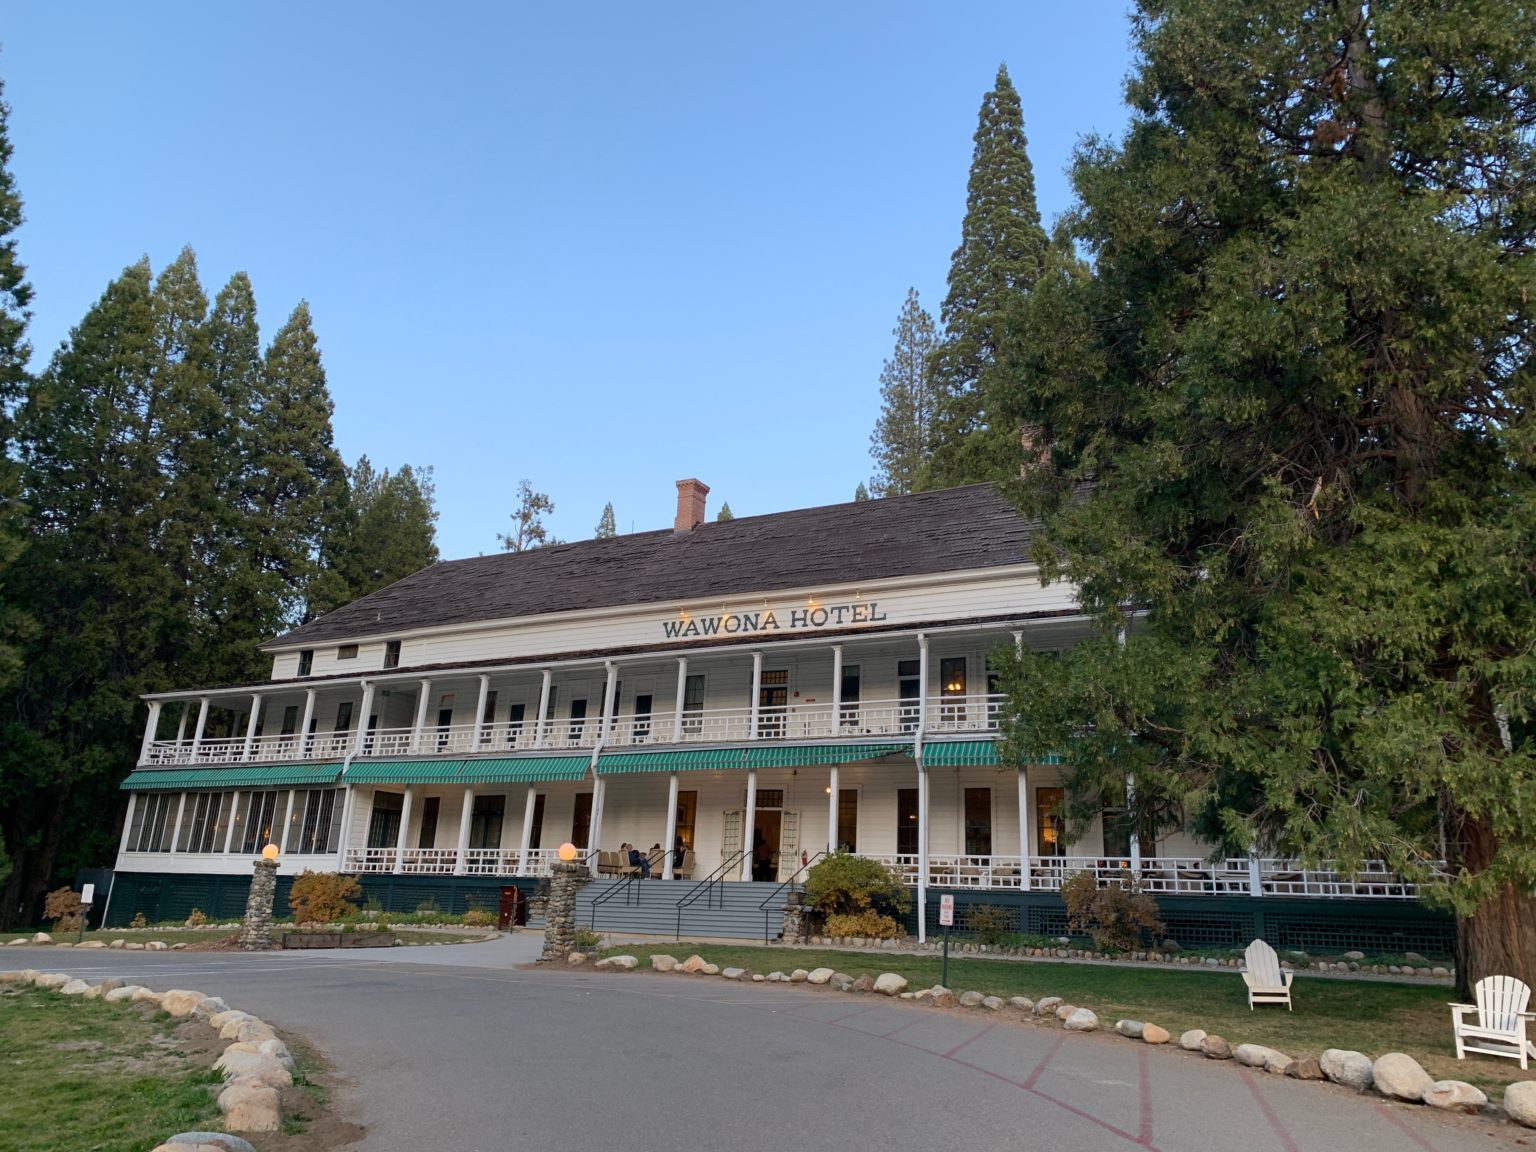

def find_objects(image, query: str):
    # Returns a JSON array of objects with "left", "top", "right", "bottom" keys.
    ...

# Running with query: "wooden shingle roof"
[{"left": 266, "top": 483, "right": 1036, "bottom": 649}]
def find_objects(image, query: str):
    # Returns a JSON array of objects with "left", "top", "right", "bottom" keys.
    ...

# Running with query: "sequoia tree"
[
  {"left": 922, "top": 65, "right": 1048, "bottom": 490},
  {"left": 0, "top": 78, "right": 32, "bottom": 687},
  {"left": 313, "top": 455, "right": 439, "bottom": 611},
  {"left": 993, "top": 0, "right": 1536, "bottom": 993},
  {"left": 594, "top": 501, "right": 617, "bottom": 538}
]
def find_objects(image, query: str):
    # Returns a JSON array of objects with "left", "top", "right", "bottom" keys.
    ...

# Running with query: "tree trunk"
[{"left": 1453, "top": 818, "right": 1536, "bottom": 999}]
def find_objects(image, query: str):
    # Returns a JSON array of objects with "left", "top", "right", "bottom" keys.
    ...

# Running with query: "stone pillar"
[
  {"left": 540, "top": 859, "right": 591, "bottom": 961},
  {"left": 239, "top": 859, "right": 279, "bottom": 950}
]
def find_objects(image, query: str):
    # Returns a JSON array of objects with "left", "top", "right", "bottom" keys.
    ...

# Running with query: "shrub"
[
  {"left": 415, "top": 897, "right": 439, "bottom": 914},
  {"left": 287, "top": 871, "right": 363, "bottom": 924},
  {"left": 574, "top": 927, "right": 602, "bottom": 951},
  {"left": 803, "top": 852, "right": 912, "bottom": 930},
  {"left": 963, "top": 903, "right": 1014, "bottom": 946},
  {"left": 823, "top": 909, "right": 905, "bottom": 939},
  {"left": 129, "top": 912, "right": 148, "bottom": 929},
  {"left": 185, "top": 909, "right": 208, "bottom": 928},
  {"left": 462, "top": 909, "right": 495, "bottom": 928},
  {"left": 45, "top": 887, "right": 83, "bottom": 933},
  {"left": 1060, "top": 870, "right": 1165, "bottom": 952}
]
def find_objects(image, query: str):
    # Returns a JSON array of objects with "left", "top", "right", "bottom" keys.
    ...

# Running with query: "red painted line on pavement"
[
  {"left": 1137, "top": 1046, "right": 1154, "bottom": 1146},
  {"left": 1022, "top": 1032, "right": 1065, "bottom": 1089},
  {"left": 1374, "top": 1103, "right": 1439, "bottom": 1152},
  {"left": 878, "top": 1016, "right": 923, "bottom": 1039},
  {"left": 1239, "top": 1068, "right": 1301, "bottom": 1152},
  {"left": 943, "top": 1023, "right": 994, "bottom": 1058},
  {"left": 1024, "top": 1085, "right": 1149, "bottom": 1149}
]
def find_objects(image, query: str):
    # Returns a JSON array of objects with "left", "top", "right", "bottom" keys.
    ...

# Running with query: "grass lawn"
[
  {"left": 600, "top": 941, "right": 1535, "bottom": 1093},
  {"left": 0, "top": 986, "right": 221, "bottom": 1152},
  {"left": 4, "top": 925, "right": 490, "bottom": 950}
]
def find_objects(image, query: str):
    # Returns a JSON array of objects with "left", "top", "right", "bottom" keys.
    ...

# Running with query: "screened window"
[
  {"left": 366, "top": 791, "right": 404, "bottom": 849},
  {"left": 839, "top": 664, "right": 861, "bottom": 729},
  {"left": 294, "top": 789, "right": 342, "bottom": 854},
  {"left": 130, "top": 793, "right": 175, "bottom": 853},
  {"left": 280, "top": 705, "right": 299, "bottom": 736},
  {"left": 752, "top": 788, "right": 785, "bottom": 809},
  {"left": 898, "top": 659, "right": 921, "bottom": 731},
  {"left": 297, "top": 649, "right": 313, "bottom": 677},
  {"left": 418, "top": 796, "right": 440, "bottom": 849},
  {"left": 963, "top": 787, "right": 992, "bottom": 855},
  {"left": 178, "top": 791, "right": 226, "bottom": 853},
  {"left": 757, "top": 670, "right": 788, "bottom": 738},
  {"left": 469, "top": 794, "right": 505, "bottom": 850},
  {"left": 567, "top": 698, "right": 588, "bottom": 744},
  {"left": 334, "top": 701, "right": 353, "bottom": 732},
  {"left": 941, "top": 657, "right": 968, "bottom": 723},
  {"left": 633, "top": 694, "right": 653, "bottom": 741},
  {"left": 337, "top": 644, "right": 358, "bottom": 661},
  {"left": 506, "top": 702, "right": 526, "bottom": 747},
  {"left": 681, "top": 674, "right": 705, "bottom": 734},
  {"left": 239, "top": 790, "right": 283, "bottom": 854},
  {"left": 383, "top": 640, "right": 401, "bottom": 669}
]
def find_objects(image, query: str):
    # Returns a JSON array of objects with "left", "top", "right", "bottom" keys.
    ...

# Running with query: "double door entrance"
[{"left": 723, "top": 798, "right": 800, "bottom": 883}]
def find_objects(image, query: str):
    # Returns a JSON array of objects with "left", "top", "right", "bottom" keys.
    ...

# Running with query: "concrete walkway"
[{"left": 21, "top": 944, "right": 1515, "bottom": 1152}]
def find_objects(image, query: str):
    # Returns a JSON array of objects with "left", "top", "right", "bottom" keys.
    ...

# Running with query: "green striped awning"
[
  {"left": 121, "top": 764, "right": 342, "bottom": 791},
  {"left": 598, "top": 743, "right": 912, "bottom": 775},
  {"left": 921, "top": 740, "right": 1062, "bottom": 767},
  {"left": 345, "top": 760, "right": 467, "bottom": 784},
  {"left": 458, "top": 756, "right": 591, "bottom": 784}
]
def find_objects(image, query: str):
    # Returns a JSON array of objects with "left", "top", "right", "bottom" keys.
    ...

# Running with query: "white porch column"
[
  {"left": 1248, "top": 847, "right": 1263, "bottom": 897},
  {"left": 533, "top": 670, "right": 553, "bottom": 748},
  {"left": 190, "top": 697, "right": 211, "bottom": 760},
  {"left": 169, "top": 792, "right": 188, "bottom": 853},
  {"left": 599, "top": 661, "right": 619, "bottom": 743},
  {"left": 1017, "top": 766, "right": 1031, "bottom": 891},
  {"left": 223, "top": 790, "right": 241, "bottom": 854},
  {"left": 741, "top": 768, "right": 758, "bottom": 881},
  {"left": 589, "top": 774, "right": 607, "bottom": 863},
  {"left": 175, "top": 704, "right": 190, "bottom": 744},
  {"left": 352, "top": 682, "right": 375, "bottom": 758},
  {"left": 241, "top": 694, "right": 263, "bottom": 762},
  {"left": 827, "top": 765, "right": 840, "bottom": 855},
  {"left": 671, "top": 658, "right": 688, "bottom": 743},
  {"left": 471, "top": 675, "right": 490, "bottom": 752},
  {"left": 118, "top": 793, "right": 137, "bottom": 855},
  {"left": 139, "top": 701, "right": 163, "bottom": 764},
  {"left": 662, "top": 772, "right": 680, "bottom": 879},
  {"left": 334, "top": 786, "right": 354, "bottom": 867},
  {"left": 518, "top": 786, "right": 538, "bottom": 875},
  {"left": 830, "top": 643, "right": 843, "bottom": 734},
  {"left": 917, "top": 763, "right": 929, "bottom": 944},
  {"left": 748, "top": 651, "right": 763, "bottom": 739},
  {"left": 409, "top": 680, "right": 434, "bottom": 754},
  {"left": 1126, "top": 774, "right": 1141, "bottom": 875},
  {"left": 454, "top": 785, "right": 475, "bottom": 876},
  {"left": 393, "top": 785, "right": 414, "bottom": 874},
  {"left": 298, "top": 689, "right": 317, "bottom": 758},
  {"left": 279, "top": 788, "right": 297, "bottom": 853}
]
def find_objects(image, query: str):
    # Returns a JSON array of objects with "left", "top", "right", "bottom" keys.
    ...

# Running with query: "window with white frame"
[
  {"left": 130, "top": 793, "right": 175, "bottom": 852},
  {"left": 177, "top": 791, "right": 227, "bottom": 853}
]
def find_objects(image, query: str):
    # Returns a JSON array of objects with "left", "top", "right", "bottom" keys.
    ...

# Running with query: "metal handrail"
[
  {"left": 674, "top": 849, "right": 745, "bottom": 940},
  {"left": 760, "top": 850, "right": 827, "bottom": 943},
  {"left": 588, "top": 849, "right": 667, "bottom": 928}
]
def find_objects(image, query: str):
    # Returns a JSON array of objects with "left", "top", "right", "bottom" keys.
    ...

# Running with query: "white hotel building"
[{"left": 108, "top": 481, "right": 1452, "bottom": 953}]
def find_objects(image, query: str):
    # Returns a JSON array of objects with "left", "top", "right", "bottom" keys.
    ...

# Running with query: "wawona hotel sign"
[{"left": 662, "top": 601, "right": 888, "bottom": 640}]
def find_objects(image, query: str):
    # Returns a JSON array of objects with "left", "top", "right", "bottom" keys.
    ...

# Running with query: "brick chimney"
[{"left": 674, "top": 478, "right": 710, "bottom": 532}]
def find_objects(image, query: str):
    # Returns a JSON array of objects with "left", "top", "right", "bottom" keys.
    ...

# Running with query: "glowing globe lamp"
[{"left": 557, "top": 842, "right": 578, "bottom": 862}]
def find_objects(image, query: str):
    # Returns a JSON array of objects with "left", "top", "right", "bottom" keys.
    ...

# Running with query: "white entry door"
[
  {"left": 721, "top": 809, "right": 743, "bottom": 869},
  {"left": 779, "top": 810, "right": 800, "bottom": 876}
]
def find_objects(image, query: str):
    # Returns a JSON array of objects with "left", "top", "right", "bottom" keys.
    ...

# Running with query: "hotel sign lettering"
[{"left": 662, "top": 601, "right": 888, "bottom": 640}]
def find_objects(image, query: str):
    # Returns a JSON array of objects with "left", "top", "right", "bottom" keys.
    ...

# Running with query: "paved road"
[{"left": 16, "top": 938, "right": 1509, "bottom": 1152}]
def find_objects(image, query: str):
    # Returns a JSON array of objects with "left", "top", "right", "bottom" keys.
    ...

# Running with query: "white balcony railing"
[{"left": 145, "top": 694, "right": 1010, "bottom": 767}]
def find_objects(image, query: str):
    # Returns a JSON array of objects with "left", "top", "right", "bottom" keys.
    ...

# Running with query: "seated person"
[{"left": 627, "top": 843, "right": 650, "bottom": 878}]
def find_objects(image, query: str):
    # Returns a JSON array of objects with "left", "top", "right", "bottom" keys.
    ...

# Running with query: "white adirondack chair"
[
  {"left": 1451, "top": 975, "right": 1536, "bottom": 1069},
  {"left": 1240, "top": 939, "right": 1294, "bottom": 1010}
]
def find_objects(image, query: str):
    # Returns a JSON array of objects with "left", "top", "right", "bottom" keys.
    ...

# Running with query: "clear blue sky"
[{"left": 5, "top": 3, "right": 1135, "bottom": 559}]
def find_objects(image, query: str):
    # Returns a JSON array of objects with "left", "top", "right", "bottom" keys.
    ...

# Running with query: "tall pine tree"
[
  {"left": 922, "top": 65, "right": 1048, "bottom": 490},
  {"left": 869, "top": 288, "right": 937, "bottom": 496},
  {"left": 314, "top": 455, "right": 440, "bottom": 610},
  {"left": 995, "top": 0, "right": 1536, "bottom": 992},
  {"left": 0, "top": 77, "right": 33, "bottom": 690},
  {"left": 594, "top": 501, "right": 617, "bottom": 538}
]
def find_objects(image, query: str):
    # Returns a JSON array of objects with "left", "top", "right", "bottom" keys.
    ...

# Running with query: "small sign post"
[
  {"left": 78, "top": 883, "right": 95, "bottom": 944},
  {"left": 938, "top": 894, "right": 955, "bottom": 988}
]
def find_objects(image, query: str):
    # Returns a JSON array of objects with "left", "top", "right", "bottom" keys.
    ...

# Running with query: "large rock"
[
  {"left": 234, "top": 1020, "right": 276, "bottom": 1044},
  {"left": 209, "top": 1009, "right": 252, "bottom": 1030},
  {"left": 1034, "top": 996, "right": 1063, "bottom": 1016},
  {"left": 929, "top": 986, "right": 956, "bottom": 1008},
  {"left": 1115, "top": 1020, "right": 1145, "bottom": 1039},
  {"left": 104, "top": 985, "right": 146, "bottom": 1003},
  {"left": 108, "top": 940, "right": 126, "bottom": 949},
  {"left": 214, "top": 1048, "right": 293, "bottom": 1089},
  {"left": 30, "top": 932, "right": 52, "bottom": 945},
  {"left": 959, "top": 990, "right": 985, "bottom": 1008},
  {"left": 873, "top": 973, "right": 908, "bottom": 996},
  {"left": 1422, "top": 1080, "right": 1486, "bottom": 1113},
  {"left": 159, "top": 990, "right": 207, "bottom": 1017},
  {"left": 1201, "top": 1035, "right": 1232, "bottom": 1059},
  {"left": 701, "top": 963, "right": 720, "bottom": 976},
  {"left": 566, "top": 953, "right": 588, "bottom": 966},
  {"left": 720, "top": 967, "right": 747, "bottom": 981},
  {"left": 1178, "top": 1029, "right": 1208, "bottom": 1051},
  {"left": 1234, "top": 1043, "right": 1283, "bottom": 1069},
  {"left": 1142, "top": 1024, "right": 1170, "bottom": 1045},
  {"left": 981, "top": 996, "right": 1004, "bottom": 1011},
  {"left": 788, "top": 968, "right": 809, "bottom": 983},
  {"left": 593, "top": 954, "right": 638, "bottom": 971},
  {"left": 217, "top": 1079, "right": 282, "bottom": 1132},
  {"left": 131, "top": 987, "right": 163, "bottom": 1005},
  {"left": 1504, "top": 1081, "right": 1536, "bottom": 1128},
  {"left": 1286, "top": 1058, "right": 1324, "bottom": 1080},
  {"left": 765, "top": 971, "right": 786, "bottom": 982},
  {"left": 1320, "top": 1049, "right": 1374, "bottom": 1091},
  {"left": 193, "top": 996, "right": 230, "bottom": 1019},
  {"left": 33, "top": 972, "right": 71, "bottom": 989},
  {"left": 146, "top": 941, "right": 169, "bottom": 951},
  {"left": 1055, "top": 1004, "right": 1078, "bottom": 1021},
  {"left": 1372, "top": 1053, "right": 1432, "bottom": 1102},
  {"left": 1008, "top": 996, "right": 1035, "bottom": 1013},
  {"left": 255, "top": 1038, "right": 295, "bottom": 1070},
  {"left": 679, "top": 954, "right": 710, "bottom": 974},
  {"left": 850, "top": 975, "right": 873, "bottom": 993},
  {"left": 1063, "top": 1008, "right": 1099, "bottom": 1032},
  {"left": 650, "top": 954, "right": 679, "bottom": 973},
  {"left": 78, "top": 941, "right": 107, "bottom": 949},
  {"left": 59, "top": 979, "right": 91, "bottom": 996},
  {"left": 82, "top": 979, "right": 123, "bottom": 1001},
  {"left": 157, "top": 1133, "right": 256, "bottom": 1152},
  {"left": 806, "top": 967, "right": 836, "bottom": 985}
]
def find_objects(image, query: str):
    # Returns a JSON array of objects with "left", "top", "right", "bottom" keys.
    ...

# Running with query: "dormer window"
[
  {"left": 384, "top": 640, "right": 401, "bottom": 669},
  {"left": 337, "top": 644, "right": 358, "bottom": 660},
  {"left": 297, "top": 649, "right": 314, "bottom": 677}
]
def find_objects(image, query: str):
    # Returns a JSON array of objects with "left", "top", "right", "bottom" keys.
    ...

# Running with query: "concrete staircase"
[{"left": 563, "top": 877, "right": 794, "bottom": 940}]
